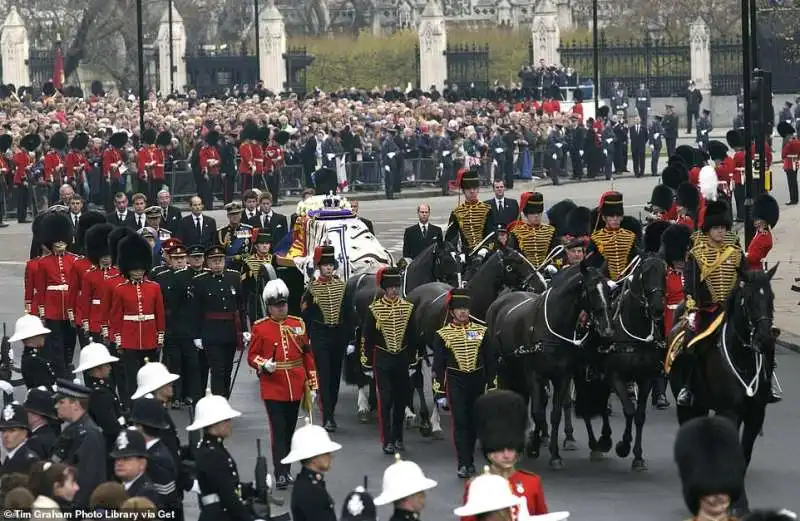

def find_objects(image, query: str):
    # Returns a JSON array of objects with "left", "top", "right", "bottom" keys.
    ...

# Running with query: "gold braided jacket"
[
  {"left": 511, "top": 223, "right": 555, "bottom": 267},
  {"left": 691, "top": 230, "right": 739, "bottom": 248},
  {"left": 366, "top": 297, "right": 414, "bottom": 355},
  {"left": 241, "top": 254, "right": 272, "bottom": 281},
  {"left": 307, "top": 278, "right": 346, "bottom": 325},
  {"left": 590, "top": 227, "right": 637, "bottom": 281},
  {"left": 689, "top": 239, "right": 742, "bottom": 304},
  {"left": 435, "top": 322, "right": 487, "bottom": 373},
  {"left": 452, "top": 201, "right": 491, "bottom": 251}
]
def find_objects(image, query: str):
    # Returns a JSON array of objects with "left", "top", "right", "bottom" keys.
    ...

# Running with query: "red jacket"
[
  {"left": 13, "top": 150, "right": 34, "bottom": 186},
  {"left": 247, "top": 315, "right": 318, "bottom": 402},
  {"left": 77, "top": 266, "right": 121, "bottom": 333},
  {"left": 696, "top": 197, "right": 707, "bottom": 231},
  {"left": 64, "top": 151, "right": 91, "bottom": 183},
  {"left": 136, "top": 146, "right": 165, "bottom": 181},
  {"left": 109, "top": 279, "right": 165, "bottom": 350},
  {"left": 733, "top": 150, "right": 745, "bottom": 184},
  {"left": 34, "top": 252, "right": 79, "bottom": 320},
  {"left": 239, "top": 142, "right": 264, "bottom": 175},
  {"left": 100, "top": 273, "right": 126, "bottom": 336},
  {"left": 66, "top": 256, "right": 93, "bottom": 325},
  {"left": 102, "top": 148, "right": 124, "bottom": 180},
  {"left": 675, "top": 214, "right": 695, "bottom": 231},
  {"left": 462, "top": 469, "right": 547, "bottom": 521},
  {"left": 745, "top": 229, "right": 772, "bottom": 271},
  {"left": 0, "top": 155, "right": 11, "bottom": 186},
  {"left": 24, "top": 258, "right": 40, "bottom": 314},
  {"left": 43, "top": 151, "right": 65, "bottom": 185},
  {"left": 782, "top": 138, "right": 800, "bottom": 172},
  {"left": 571, "top": 102, "right": 584, "bottom": 123},
  {"left": 717, "top": 158, "right": 737, "bottom": 197},
  {"left": 199, "top": 145, "right": 221, "bottom": 176},
  {"left": 664, "top": 267, "right": 684, "bottom": 336},
  {"left": 264, "top": 144, "right": 284, "bottom": 174},
  {"left": 688, "top": 166, "right": 701, "bottom": 187}
]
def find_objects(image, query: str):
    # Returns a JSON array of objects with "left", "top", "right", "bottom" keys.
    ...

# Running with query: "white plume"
[
  {"left": 263, "top": 279, "right": 290, "bottom": 304},
  {"left": 699, "top": 165, "right": 719, "bottom": 201}
]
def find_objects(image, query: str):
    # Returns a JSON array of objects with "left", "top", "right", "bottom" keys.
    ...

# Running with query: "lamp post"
[
  {"left": 168, "top": 0, "right": 174, "bottom": 94},
  {"left": 254, "top": 0, "right": 261, "bottom": 82},
  {"left": 741, "top": 0, "right": 754, "bottom": 247},
  {"left": 592, "top": 0, "right": 599, "bottom": 112},
  {"left": 136, "top": 0, "right": 145, "bottom": 138}
]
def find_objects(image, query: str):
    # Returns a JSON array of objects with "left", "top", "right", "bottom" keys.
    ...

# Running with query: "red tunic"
[
  {"left": 571, "top": 102, "right": 584, "bottom": 123},
  {"left": 13, "top": 150, "right": 34, "bottom": 186},
  {"left": 664, "top": 202, "right": 679, "bottom": 221},
  {"left": 66, "top": 256, "right": 92, "bottom": 325},
  {"left": 43, "top": 151, "right": 65, "bottom": 185},
  {"left": 0, "top": 155, "right": 10, "bottom": 186},
  {"left": 745, "top": 229, "right": 772, "bottom": 271},
  {"left": 688, "top": 166, "right": 701, "bottom": 187},
  {"left": 664, "top": 268, "right": 685, "bottom": 336},
  {"left": 24, "top": 258, "right": 40, "bottom": 314},
  {"left": 461, "top": 469, "right": 548, "bottom": 521},
  {"left": 64, "top": 151, "right": 91, "bottom": 183},
  {"left": 717, "top": 158, "right": 737, "bottom": 198},
  {"left": 239, "top": 142, "right": 264, "bottom": 176},
  {"left": 264, "top": 144, "right": 284, "bottom": 174},
  {"left": 77, "top": 266, "right": 121, "bottom": 333},
  {"left": 247, "top": 315, "right": 318, "bottom": 402},
  {"left": 675, "top": 215, "right": 695, "bottom": 231},
  {"left": 782, "top": 138, "right": 800, "bottom": 172},
  {"left": 109, "top": 279, "right": 165, "bottom": 350},
  {"left": 733, "top": 150, "right": 745, "bottom": 184},
  {"left": 198, "top": 145, "right": 221, "bottom": 176},
  {"left": 34, "top": 252, "right": 79, "bottom": 320},
  {"left": 102, "top": 148, "right": 124, "bottom": 181},
  {"left": 100, "top": 273, "right": 126, "bottom": 336},
  {"left": 136, "top": 146, "right": 165, "bottom": 181},
  {"left": 696, "top": 198, "right": 707, "bottom": 231}
]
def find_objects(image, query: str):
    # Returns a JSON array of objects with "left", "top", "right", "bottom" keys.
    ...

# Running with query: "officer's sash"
[{"left": 226, "top": 229, "right": 250, "bottom": 258}]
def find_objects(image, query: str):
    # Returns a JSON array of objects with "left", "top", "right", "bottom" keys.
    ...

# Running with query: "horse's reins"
[
  {"left": 721, "top": 285, "right": 771, "bottom": 397},
  {"left": 612, "top": 257, "right": 664, "bottom": 344},
  {"left": 541, "top": 287, "right": 590, "bottom": 346}
]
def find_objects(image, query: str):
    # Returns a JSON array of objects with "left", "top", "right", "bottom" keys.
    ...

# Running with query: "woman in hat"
[
  {"left": 13, "top": 133, "right": 41, "bottom": 223},
  {"left": 43, "top": 131, "right": 68, "bottom": 205},
  {"left": 242, "top": 227, "right": 276, "bottom": 323},
  {"left": 102, "top": 132, "right": 128, "bottom": 212},
  {"left": 64, "top": 132, "right": 91, "bottom": 198},
  {"left": 373, "top": 455, "right": 437, "bottom": 521},
  {"left": 0, "top": 402, "right": 40, "bottom": 474}
]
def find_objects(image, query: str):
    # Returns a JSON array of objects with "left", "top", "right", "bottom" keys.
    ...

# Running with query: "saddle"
[{"left": 665, "top": 307, "right": 726, "bottom": 373}]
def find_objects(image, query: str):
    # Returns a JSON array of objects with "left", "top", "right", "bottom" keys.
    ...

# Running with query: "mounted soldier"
[
  {"left": 242, "top": 226, "right": 276, "bottom": 324},
  {"left": 585, "top": 191, "right": 639, "bottom": 282},
  {"left": 445, "top": 169, "right": 494, "bottom": 260},
  {"left": 508, "top": 192, "right": 558, "bottom": 269}
]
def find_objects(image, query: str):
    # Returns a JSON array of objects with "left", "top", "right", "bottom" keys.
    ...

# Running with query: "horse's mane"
[{"left": 726, "top": 271, "right": 774, "bottom": 318}]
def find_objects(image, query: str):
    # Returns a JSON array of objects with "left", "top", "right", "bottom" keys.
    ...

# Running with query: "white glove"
[
  {"left": 545, "top": 264, "right": 558, "bottom": 275},
  {"left": 384, "top": 165, "right": 390, "bottom": 172},
  {"left": 436, "top": 397, "right": 448, "bottom": 408},
  {"left": 261, "top": 358, "right": 277, "bottom": 374},
  {"left": 579, "top": 150, "right": 584, "bottom": 156},
  {"left": 243, "top": 332, "right": 251, "bottom": 344},
  {"left": 606, "top": 280, "right": 618, "bottom": 290},
  {"left": 346, "top": 344, "right": 356, "bottom": 355},
  {"left": 408, "top": 366, "right": 419, "bottom": 377},
  {"left": 310, "top": 390, "right": 318, "bottom": 402},
  {"left": 193, "top": 339, "right": 203, "bottom": 349},
  {"left": 688, "top": 312, "right": 697, "bottom": 330},
  {"left": 477, "top": 248, "right": 489, "bottom": 258},
  {"left": 552, "top": 153, "right": 557, "bottom": 160},
  {"left": 265, "top": 474, "right": 273, "bottom": 490},
  {"left": 364, "top": 370, "right": 373, "bottom": 378}
]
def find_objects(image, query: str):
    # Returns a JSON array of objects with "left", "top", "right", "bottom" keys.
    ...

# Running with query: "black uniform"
[
  {"left": 361, "top": 295, "right": 418, "bottom": 451},
  {"left": 648, "top": 119, "right": 664, "bottom": 175},
  {"left": 662, "top": 112, "right": 679, "bottom": 157},
  {"left": 171, "top": 266, "right": 208, "bottom": 403},
  {"left": 28, "top": 423, "right": 57, "bottom": 459},
  {"left": 88, "top": 378, "right": 125, "bottom": 473},
  {"left": 188, "top": 270, "right": 247, "bottom": 397},
  {"left": 432, "top": 321, "right": 496, "bottom": 474},
  {"left": 241, "top": 253, "right": 275, "bottom": 324},
  {"left": 195, "top": 435, "right": 256, "bottom": 521},
  {"left": 146, "top": 438, "right": 180, "bottom": 517},
  {"left": 21, "top": 347, "right": 57, "bottom": 389},
  {"left": 290, "top": 466, "right": 337, "bottom": 521},
  {"left": 51, "top": 413, "right": 107, "bottom": 507},
  {"left": 154, "top": 266, "right": 193, "bottom": 403},
  {"left": 390, "top": 509, "right": 420, "bottom": 521},
  {"left": 0, "top": 442, "right": 40, "bottom": 474}
]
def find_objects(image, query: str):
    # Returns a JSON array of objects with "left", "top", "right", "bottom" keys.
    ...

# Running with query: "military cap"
[
  {"left": 170, "top": 245, "right": 188, "bottom": 257},
  {"left": 225, "top": 202, "right": 243, "bottom": 215},
  {"left": 110, "top": 428, "right": 149, "bottom": 459},
  {"left": 0, "top": 403, "right": 29, "bottom": 430},
  {"left": 599, "top": 191, "right": 624, "bottom": 217},
  {"left": 187, "top": 244, "right": 205, "bottom": 256},
  {"left": 205, "top": 245, "right": 225, "bottom": 258},
  {"left": 138, "top": 227, "right": 156, "bottom": 240},
  {"left": 161, "top": 238, "right": 182, "bottom": 253},
  {"left": 254, "top": 228, "right": 273, "bottom": 244},
  {"left": 144, "top": 206, "right": 162, "bottom": 218},
  {"left": 54, "top": 378, "right": 92, "bottom": 400},
  {"left": 446, "top": 288, "right": 470, "bottom": 309},
  {"left": 376, "top": 266, "right": 402, "bottom": 289},
  {"left": 520, "top": 192, "right": 544, "bottom": 215}
]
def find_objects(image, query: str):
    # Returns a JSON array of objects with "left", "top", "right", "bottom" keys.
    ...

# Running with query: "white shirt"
[
  {"left": 145, "top": 438, "right": 160, "bottom": 450},
  {"left": 135, "top": 213, "right": 145, "bottom": 226},
  {"left": 246, "top": 210, "right": 257, "bottom": 220},
  {"left": 496, "top": 198, "right": 505, "bottom": 210},
  {"left": 3, "top": 440, "right": 27, "bottom": 463},
  {"left": 123, "top": 472, "right": 146, "bottom": 491},
  {"left": 71, "top": 213, "right": 81, "bottom": 226},
  {"left": 118, "top": 210, "right": 128, "bottom": 221},
  {"left": 419, "top": 222, "right": 429, "bottom": 235},
  {"left": 193, "top": 214, "right": 203, "bottom": 228}
]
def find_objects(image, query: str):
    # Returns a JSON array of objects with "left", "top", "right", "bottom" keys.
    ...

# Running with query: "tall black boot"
[
  {"left": 677, "top": 352, "right": 696, "bottom": 407},
  {"left": 765, "top": 346, "right": 782, "bottom": 403},
  {"left": 787, "top": 170, "right": 798, "bottom": 205}
]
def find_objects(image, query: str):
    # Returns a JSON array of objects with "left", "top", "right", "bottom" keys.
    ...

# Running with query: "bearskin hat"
[
  {"left": 70, "top": 132, "right": 89, "bottom": 151},
  {"left": 649, "top": 184, "right": 674, "bottom": 212},
  {"left": 662, "top": 224, "right": 693, "bottom": 264},
  {"left": 108, "top": 226, "right": 135, "bottom": 266},
  {"left": 644, "top": 221, "right": 671, "bottom": 253},
  {"left": 85, "top": 223, "right": 114, "bottom": 264},
  {"left": 563, "top": 206, "right": 592, "bottom": 238},
  {"left": 475, "top": 390, "right": 527, "bottom": 457},
  {"left": 0, "top": 134, "right": 12, "bottom": 153},
  {"left": 621, "top": 215, "right": 643, "bottom": 244},
  {"left": 313, "top": 167, "right": 338, "bottom": 196},
  {"left": 49, "top": 132, "right": 68, "bottom": 151},
  {"left": 42, "top": 81, "right": 56, "bottom": 97},
  {"left": 668, "top": 154, "right": 687, "bottom": 169},
  {"left": 262, "top": 279, "right": 290, "bottom": 306},
  {"left": 674, "top": 416, "right": 745, "bottom": 516},
  {"left": 662, "top": 164, "right": 689, "bottom": 190},
  {"left": 76, "top": 211, "right": 107, "bottom": 252},
  {"left": 156, "top": 131, "right": 172, "bottom": 147},
  {"left": 21, "top": 134, "right": 41, "bottom": 152},
  {"left": 241, "top": 121, "right": 260, "bottom": 141},
  {"left": 276, "top": 130, "right": 291, "bottom": 146},
  {"left": 118, "top": 233, "right": 153, "bottom": 276},
  {"left": 600, "top": 191, "right": 624, "bottom": 217},
  {"left": 726, "top": 129, "right": 745, "bottom": 149},
  {"left": 109, "top": 132, "right": 128, "bottom": 149},
  {"left": 702, "top": 200, "right": 732, "bottom": 232},
  {"left": 40, "top": 213, "right": 72, "bottom": 249},
  {"left": 597, "top": 105, "right": 610, "bottom": 119},
  {"left": 707, "top": 140, "right": 729, "bottom": 162},
  {"left": 777, "top": 121, "right": 796, "bottom": 139},
  {"left": 141, "top": 128, "right": 157, "bottom": 145},
  {"left": 205, "top": 130, "right": 220, "bottom": 147},
  {"left": 90, "top": 80, "right": 105, "bottom": 96},
  {"left": 753, "top": 193, "right": 779, "bottom": 228},
  {"left": 676, "top": 182, "right": 700, "bottom": 214},
  {"left": 676, "top": 145, "right": 700, "bottom": 168},
  {"left": 376, "top": 266, "right": 402, "bottom": 289},
  {"left": 546, "top": 199, "right": 577, "bottom": 232}
]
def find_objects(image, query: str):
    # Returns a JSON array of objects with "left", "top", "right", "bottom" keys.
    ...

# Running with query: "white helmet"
[
  {"left": 72, "top": 342, "right": 119, "bottom": 373},
  {"left": 262, "top": 279, "right": 289, "bottom": 307},
  {"left": 186, "top": 389, "right": 242, "bottom": 431},
  {"left": 130, "top": 360, "right": 179, "bottom": 400},
  {"left": 373, "top": 454, "right": 437, "bottom": 506},
  {"left": 9, "top": 315, "right": 51, "bottom": 343},
  {"left": 281, "top": 419, "right": 342, "bottom": 464}
]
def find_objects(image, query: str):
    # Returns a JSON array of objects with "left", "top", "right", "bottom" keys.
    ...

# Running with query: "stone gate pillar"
[
  {"left": 157, "top": 6, "right": 187, "bottom": 94},
  {"left": 531, "top": 0, "right": 560, "bottom": 66},
  {"left": 260, "top": 0, "right": 287, "bottom": 93},
  {"left": 1, "top": 7, "right": 30, "bottom": 87},
  {"left": 690, "top": 17, "right": 711, "bottom": 99},
  {"left": 418, "top": 0, "right": 447, "bottom": 92}
]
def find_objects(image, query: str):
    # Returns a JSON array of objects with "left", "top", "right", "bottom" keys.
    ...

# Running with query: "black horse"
[
  {"left": 668, "top": 265, "right": 777, "bottom": 515},
  {"left": 599, "top": 252, "right": 666, "bottom": 471},
  {"left": 486, "top": 263, "right": 614, "bottom": 469}
]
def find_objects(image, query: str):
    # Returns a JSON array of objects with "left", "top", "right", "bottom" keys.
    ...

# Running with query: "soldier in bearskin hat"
[
  {"left": 445, "top": 169, "right": 494, "bottom": 257},
  {"left": 646, "top": 184, "right": 676, "bottom": 223},
  {"left": 13, "top": 132, "right": 41, "bottom": 222},
  {"left": 137, "top": 128, "right": 158, "bottom": 197},
  {"left": 66, "top": 211, "right": 107, "bottom": 349},
  {"left": 198, "top": 129, "right": 223, "bottom": 208},
  {"left": 102, "top": 131, "right": 129, "bottom": 212},
  {"left": 508, "top": 192, "right": 557, "bottom": 269},
  {"left": 675, "top": 182, "right": 700, "bottom": 231},
  {"left": 43, "top": 131, "right": 68, "bottom": 204},
  {"left": 361, "top": 266, "right": 416, "bottom": 455},
  {"left": 0, "top": 133, "right": 12, "bottom": 228},
  {"left": 65, "top": 132, "right": 91, "bottom": 197},
  {"left": 0, "top": 402, "right": 41, "bottom": 474},
  {"left": 586, "top": 191, "right": 638, "bottom": 282},
  {"left": 779, "top": 121, "right": 800, "bottom": 205},
  {"left": 239, "top": 121, "right": 264, "bottom": 192}
]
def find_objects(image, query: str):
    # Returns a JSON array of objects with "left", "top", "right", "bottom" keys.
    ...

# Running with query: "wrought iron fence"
[
  {"left": 284, "top": 47, "right": 314, "bottom": 97},
  {"left": 757, "top": 7, "right": 800, "bottom": 94},
  {"left": 184, "top": 45, "right": 259, "bottom": 97},
  {"left": 710, "top": 38, "right": 743, "bottom": 96},
  {"left": 27, "top": 48, "right": 55, "bottom": 91},
  {"left": 445, "top": 43, "right": 490, "bottom": 97},
  {"left": 558, "top": 34, "right": 690, "bottom": 98}
]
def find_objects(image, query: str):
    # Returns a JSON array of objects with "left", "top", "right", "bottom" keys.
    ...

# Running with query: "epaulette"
[
  {"left": 161, "top": 227, "right": 172, "bottom": 234},
  {"left": 252, "top": 317, "right": 268, "bottom": 326},
  {"left": 287, "top": 314, "right": 305, "bottom": 324}
]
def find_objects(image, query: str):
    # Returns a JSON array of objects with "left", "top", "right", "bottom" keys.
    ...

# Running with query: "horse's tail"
[{"left": 573, "top": 377, "right": 611, "bottom": 419}]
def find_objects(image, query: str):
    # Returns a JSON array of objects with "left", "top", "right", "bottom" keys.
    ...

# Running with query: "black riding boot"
[
  {"left": 677, "top": 352, "right": 696, "bottom": 407},
  {"left": 765, "top": 347, "right": 782, "bottom": 403}
]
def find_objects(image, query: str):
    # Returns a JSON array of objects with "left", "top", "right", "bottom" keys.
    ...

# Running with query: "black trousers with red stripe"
[
  {"left": 447, "top": 370, "right": 485, "bottom": 468},
  {"left": 375, "top": 363, "right": 411, "bottom": 446},
  {"left": 264, "top": 400, "right": 300, "bottom": 477}
]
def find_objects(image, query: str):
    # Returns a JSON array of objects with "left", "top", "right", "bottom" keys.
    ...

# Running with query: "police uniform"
[
  {"left": 300, "top": 245, "right": 349, "bottom": 431},
  {"left": 361, "top": 267, "right": 417, "bottom": 454},
  {"left": 242, "top": 227, "right": 276, "bottom": 324},
  {"left": 431, "top": 289, "right": 497, "bottom": 478},
  {"left": 111, "top": 428, "right": 162, "bottom": 507},
  {"left": 248, "top": 279, "right": 318, "bottom": 487},
  {"left": 0, "top": 403, "right": 40, "bottom": 475},
  {"left": 217, "top": 202, "right": 254, "bottom": 271},
  {"left": 508, "top": 192, "right": 557, "bottom": 268},
  {"left": 188, "top": 245, "right": 247, "bottom": 397},
  {"left": 51, "top": 379, "right": 107, "bottom": 507},
  {"left": 444, "top": 169, "right": 494, "bottom": 253},
  {"left": 24, "top": 387, "right": 59, "bottom": 459},
  {"left": 586, "top": 191, "right": 639, "bottom": 281}
]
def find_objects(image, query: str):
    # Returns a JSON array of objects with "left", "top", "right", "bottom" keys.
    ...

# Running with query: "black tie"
[
  {"left": 196, "top": 217, "right": 202, "bottom": 236},
  {"left": 73, "top": 215, "right": 78, "bottom": 227},
  {"left": 261, "top": 215, "right": 266, "bottom": 228},
  {"left": 422, "top": 224, "right": 427, "bottom": 237},
  {"left": 137, "top": 216, "right": 141, "bottom": 227},
  {"left": 119, "top": 213, "right": 124, "bottom": 222},
  {"left": 498, "top": 200, "right": 503, "bottom": 212}
]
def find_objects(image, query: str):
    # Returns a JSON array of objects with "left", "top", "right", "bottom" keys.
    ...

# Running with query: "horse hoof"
[
  {"left": 590, "top": 450, "right": 604, "bottom": 462},
  {"left": 419, "top": 422, "right": 432, "bottom": 438},
  {"left": 358, "top": 411, "right": 370, "bottom": 424},
  {"left": 549, "top": 458, "right": 565, "bottom": 470},
  {"left": 615, "top": 441, "right": 631, "bottom": 458},
  {"left": 563, "top": 438, "right": 579, "bottom": 452},
  {"left": 632, "top": 458, "right": 648, "bottom": 471},
  {"left": 431, "top": 429, "right": 444, "bottom": 440},
  {"left": 597, "top": 436, "right": 613, "bottom": 453}
]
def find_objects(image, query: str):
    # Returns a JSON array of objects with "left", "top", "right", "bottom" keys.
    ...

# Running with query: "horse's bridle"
[
  {"left": 735, "top": 283, "right": 773, "bottom": 348},
  {"left": 618, "top": 256, "right": 665, "bottom": 325}
]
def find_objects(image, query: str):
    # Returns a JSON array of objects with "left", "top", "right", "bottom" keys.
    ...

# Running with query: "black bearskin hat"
[
  {"left": 662, "top": 164, "right": 689, "bottom": 190},
  {"left": 118, "top": 233, "right": 153, "bottom": 276},
  {"left": 676, "top": 182, "right": 700, "bottom": 214},
  {"left": 563, "top": 206, "right": 592, "bottom": 238},
  {"left": 649, "top": 184, "right": 674, "bottom": 211},
  {"left": 42, "top": 81, "right": 56, "bottom": 97},
  {"left": 40, "top": 213, "right": 72, "bottom": 249},
  {"left": 521, "top": 192, "right": 544, "bottom": 215},
  {"left": 276, "top": 130, "right": 291, "bottom": 146},
  {"left": 753, "top": 193, "right": 779, "bottom": 228},
  {"left": 21, "top": 133, "right": 41, "bottom": 152},
  {"left": 726, "top": 129, "right": 745, "bottom": 149},
  {"left": 141, "top": 128, "right": 157, "bottom": 145},
  {"left": 49, "top": 131, "right": 68, "bottom": 150},
  {"left": 241, "top": 121, "right": 260, "bottom": 141},
  {"left": 313, "top": 167, "right": 338, "bottom": 196},
  {"left": 600, "top": 191, "right": 624, "bottom": 217},
  {"left": 109, "top": 226, "right": 135, "bottom": 266},
  {"left": 662, "top": 224, "right": 692, "bottom": 264},
  {"left": 475, "top": 390, "right": 527, "bottom": 457},
  {"left": 76, "top": 211, "right": 107, "bottom": 252},
  {"left": 156, "top": 131, "right": 172, "bottom": 147},
  {"left": 674, "top": 416, "right": 745, "bottom": 516},
  {"left": 0, "top": 134, "right": 12, "bottom": 153},
  {"left": 546, "top": 199, "right": 577, "bottom": 232},
  {"left": 621, "top": 215, "right": 643, "bottom": 244},
  {"left": 676, "top": 145, "right": 700, "bottom": 168},
  {"left": 644, "top": 221, "right": 671, "bottom": 253},
  {"left": 777, "top": 121, "right": 796, "bottom": 139},
  {"left": 85, "top": 223, "right": 114, "bottom": 264},
  {"left": 70, "top": 132, "right": 89, "bottom": 151},
  {"left": 702, "top": 200, "right": 732, "bottom": 232},
  {"left": 109, "top": 132, "right": 128, "bottom": 149},
  {"left": 90, "top": 80, "right": 105, "bottom": 96},
  {"left": 376, "top": 266, "right": 402, "bottom": 289},
  {"left": 708, "top": 140, "right": 729, "bottom": 162},
  {"left": 205, "top": 130, "right": 220, "bottom": 147},
  {"left": 597, "top": 105, "right": 610, "bottom": 119}
]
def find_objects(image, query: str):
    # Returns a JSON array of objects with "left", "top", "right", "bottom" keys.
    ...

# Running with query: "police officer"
[
  {"left": 51, "top": 378, "right": 107, "bottom": 507},
  {"left": 11, "top": 314, "right": 56, "bottom": 389},
  {"left": 189, "top": 245, "right": 248, "bottom": 397},
  {"left": 110, "top": 427, "right": 162, "bottom": 506},
  {"left": 301, "top": 245, "right": 349, "bottom": 432},
  {"left": 217, "top": 202, "right": 254, "bottom": 271},
  {"left": 0, "top": 402, "right": 40, "bottom": 475},
  {"left": 361, "top": 267, "right": 417, "bottom": 455},
  {"left": 242, "top": 227, "right": 276, "bottom": 324},
  {"left": 24, "top": 386, "right": 59, "bottom": 459},
  {"left": 431, "top": 288, "right": 497, "bottom": 478},
  {"left": 248, "top": 279, "right": 319, "bottom": 489}
]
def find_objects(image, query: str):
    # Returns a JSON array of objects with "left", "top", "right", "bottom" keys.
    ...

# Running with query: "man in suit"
[
  {"left": 484, "top": 180, "right": 519, "bottom": 227},
  {"left": 177, "top": 195, "right": 216, "bottom": 248},
  {"left": 247, "top": 191, "right": 288, "bottom": 245},
  {"left": 156, "top": 189, "right": 181, "bottom": 231},
  {"left": 629, "top": 115, "right": 649, "bottom": 177},
  {"left": 402, "top": 202, "right": 443, "bottom": 260},
  {"left": 350, "top": 200, "right": 373, "bottom": 234},
  {"left": 130, "top": 192, "right": 148, "bottom": 230},
  {"left": 67, "top": 195, "right": 84, "bottom": 245},
  {"left": 242, "top": 189, "right": 260, "bottom": 223},
  {"left": 106, "top": 192, "right": 137, "bottom": 229}
]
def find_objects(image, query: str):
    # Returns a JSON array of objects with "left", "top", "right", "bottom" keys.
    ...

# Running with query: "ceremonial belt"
[
  {"left": 275, "top": 359, "right": 303, "bottom": 370},
  {"left": 123, "top": 314, "right": 155, "bottom": 322},
  {"left": 667, "top": 304, "right": 680, "bottom": 310},
  {"left": 206, "top": 312, "right": 235, "bottom": 320},
  {"left": 200, "top": 493, "right": 220, "bottom": 506},
  {"left": 47, "top": 284, "right": 69, "bottom": 291},
  {"left": 91, "top": 299, "right": 102, "bottom": 305}
]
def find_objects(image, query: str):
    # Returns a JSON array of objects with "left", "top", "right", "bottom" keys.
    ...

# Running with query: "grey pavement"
[{"left": 0, "top": 173, "right": 799, "bottom": 519}]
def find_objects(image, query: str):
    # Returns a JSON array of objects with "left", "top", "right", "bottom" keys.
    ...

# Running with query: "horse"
[
  {"left": 406, "top": 248, "right": 546, "bottom": 437},
  {"left": 599, "top": 252, "right": 666, "bottom": 471},
  {"left": 487, "top": 263, "right": 614, "bottom": 469},
  {"left": 668, "top": 265, "right": 777, "bottom": 516}
]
